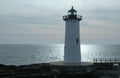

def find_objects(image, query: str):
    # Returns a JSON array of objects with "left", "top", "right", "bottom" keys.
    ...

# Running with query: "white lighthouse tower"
[
  {"left": 63, "top": 7, "right": 82, "bottom": 64},
  {"left": 50, "top": 7, "right": 94, "bottom": 74}
]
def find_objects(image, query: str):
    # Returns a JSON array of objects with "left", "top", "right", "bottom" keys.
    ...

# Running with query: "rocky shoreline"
[
  {"left": 0, "top": 63, "right": 120, "bottom": 78},
  {"left": 0, "top": 63, "right": 53, "bottom": 78},
  {"left": 0, "top": 63, "right": 95, "bottom": 78}
]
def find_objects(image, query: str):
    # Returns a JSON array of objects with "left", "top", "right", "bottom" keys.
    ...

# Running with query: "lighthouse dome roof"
[{"left": 68, "top": 6, "right": 77, "bottom": 12}]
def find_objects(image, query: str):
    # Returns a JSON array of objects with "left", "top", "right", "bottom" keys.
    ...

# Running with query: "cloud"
[{"left": 0, "top": 0, "right": 120, "bottom": 44}]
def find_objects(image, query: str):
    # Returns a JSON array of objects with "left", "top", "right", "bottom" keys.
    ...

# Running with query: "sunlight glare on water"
[
  {"left": 0, "top": 44, "right": 120, "bottom": 65},
  {"left": 81, "top": 44, "right": 98, "bottom": 62}
]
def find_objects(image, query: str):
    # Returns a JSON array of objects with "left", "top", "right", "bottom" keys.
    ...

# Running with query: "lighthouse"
[
  {"left": 63, "top": 7, "right": 82, "bottom": 63},
  {"left": 50, "top": 7, "right": 94, "bottom": 75}
]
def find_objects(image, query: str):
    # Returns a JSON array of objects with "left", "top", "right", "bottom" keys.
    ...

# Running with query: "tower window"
[
  {"left": 68, "top": 12, "right": 71, "bottom": 15},
  {"left": 76, "top": 38, "right": 79, "bottom": 44}
]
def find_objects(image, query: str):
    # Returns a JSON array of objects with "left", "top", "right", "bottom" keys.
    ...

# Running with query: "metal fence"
[{"left": 93, "top": 58, "right": 120, "bottom": 63}]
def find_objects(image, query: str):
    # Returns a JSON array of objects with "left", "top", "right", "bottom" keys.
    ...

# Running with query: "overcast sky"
[{"left": 0, "top": 0, "right": 120, "bottom": 44}]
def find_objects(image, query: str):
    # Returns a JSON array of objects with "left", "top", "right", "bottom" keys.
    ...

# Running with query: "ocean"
[{"left": 0, "top": 44, "right": 120, "bottom": 65}]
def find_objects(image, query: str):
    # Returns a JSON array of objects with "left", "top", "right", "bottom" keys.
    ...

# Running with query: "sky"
[{"left": 0, "top": 0, "right": 120, "bottom": 44}]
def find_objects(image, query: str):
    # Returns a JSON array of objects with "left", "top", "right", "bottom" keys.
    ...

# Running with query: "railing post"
[
  {"left": 110, "top": 58, "right": 111, "bottom": 63},
  {"left": 105, "top": 58, "right": 106, "bottom": 63},
  {"left": 100, "top": 58, "right": 102, "bottom": 63},
  {"left": 96, "top": 58, "right": 97, "bottom": 63}
]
